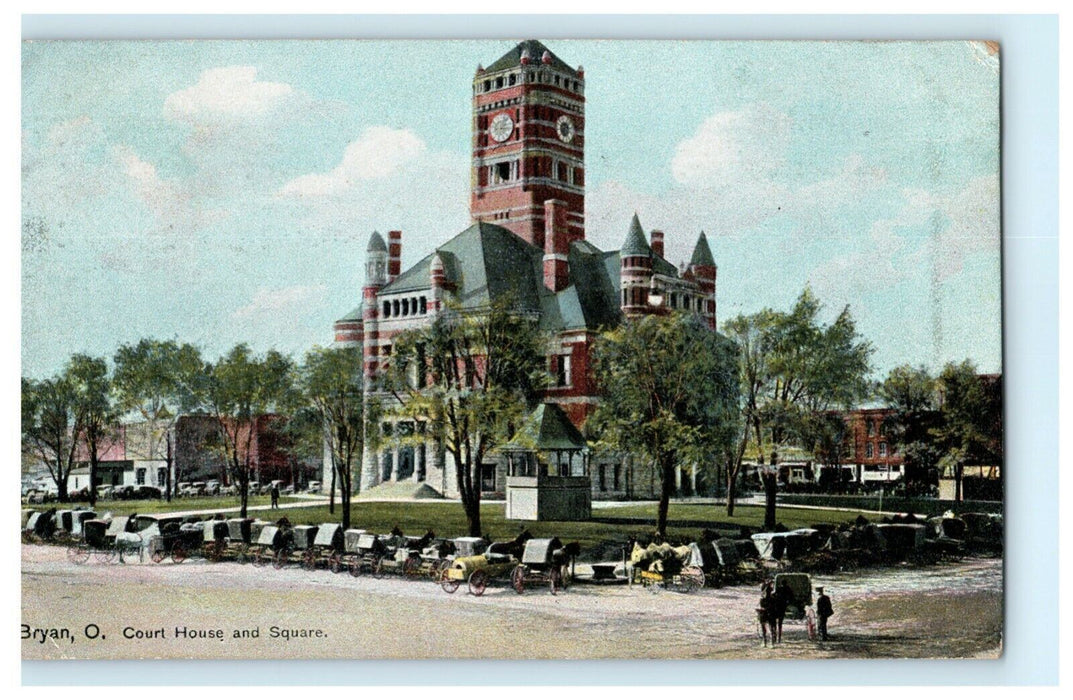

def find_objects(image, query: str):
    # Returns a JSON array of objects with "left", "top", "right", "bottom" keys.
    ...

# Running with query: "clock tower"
[{"left": 470, "top": 40, "right": 585, "bottom": 248}]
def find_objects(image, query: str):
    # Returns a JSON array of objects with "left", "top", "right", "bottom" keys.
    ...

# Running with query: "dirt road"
[{"left": 21, "top": 545, "right": 1001, "bottom": 660}]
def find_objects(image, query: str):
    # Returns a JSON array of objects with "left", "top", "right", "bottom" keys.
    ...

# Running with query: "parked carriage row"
[{"left": 22, "top": 507, "right": 1003, "bottom": 596}]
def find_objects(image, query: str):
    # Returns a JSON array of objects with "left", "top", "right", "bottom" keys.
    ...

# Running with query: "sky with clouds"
[{"left": 22, "top": 39, "right": 1000, "bottom": 380}]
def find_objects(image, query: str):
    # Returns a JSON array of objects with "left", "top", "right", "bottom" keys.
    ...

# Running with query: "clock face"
[
  {"left": 556, "top": 115, "right": 576, "bottom": 143},
  {"left": 489, "top": 113, "right": 514, "bottom": 142}
]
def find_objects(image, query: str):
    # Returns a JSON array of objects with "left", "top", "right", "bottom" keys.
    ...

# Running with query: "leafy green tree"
[
  {"left": 934, "top": 360, "right": 1001, "bottom": 501},
  {"left": 113, "top": 339, "right": 204, "bottom": 501},
  {"left": 879, "top": 364, "right": 942, "bottom": 494},
  {"left": 590, "top": 312, "right": 739, "bottom": 536},
  {"left": 386, "top": 300, "right": 546, "bottom": 537},
  {"left": 22, "top": 376, "right": 80, "bottom": 501},
  {"left": 197, "top": 345, "right": 295, "bottom": 518},
  {"left": 295, "top": 345, "right": 365, "bottom": 530},
  {"left": 724, "top": 288, "right": 872, "bottom": 526},
  {"left": 65, "top": 355, "right": 116, "bottom": 506}
]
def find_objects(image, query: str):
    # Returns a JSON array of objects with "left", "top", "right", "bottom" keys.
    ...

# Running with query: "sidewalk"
[{"left": 141, "top": 497, "right": 329, "bottom": 519}]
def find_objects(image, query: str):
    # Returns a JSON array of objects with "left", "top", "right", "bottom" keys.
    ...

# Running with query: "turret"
[
  {"left": 619, "top": 214, "right": 653, "bottom": 316},
  {"left": 688, "top": 231, "right": 718, "bottom": 329},
  {"left": 363, "top": 230, "right": 389, "bottom": 382},
  {"left": 430, "top": 252, "right": 448, "bottom": 313}
]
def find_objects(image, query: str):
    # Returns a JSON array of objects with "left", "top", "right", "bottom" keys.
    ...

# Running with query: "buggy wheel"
[
  {"left": 348, "top": 557, "right": 362, "bottom": 577},
  {"left": 440, "top": 567, "right": 460, "bottom": 594},
  {"left": 806, "top": 608, "right": 817, "bottom": 641},
  {"left": 252, "top": 549, "right": 268, "bottom": 567},
  {"left": 94, "top": 547, "right": 116, "bottom": 564},
  {"left": 429, "top": 559, "right": 447, "bottom": 581},
  {"left": 236, "top": 544, "right": 249, "bottom": 565},
  {"left": 171, "top": 543, "right": 188, "bottom": 564},
  {"left": 302, "top": 549, "right": 317, "bottom": 571},
  {"left": 274, "top": 547, "right": 291, "bottom": 570},
  {"left": 511, "top": 565, "right": 526, "bottom": 595},
  {"left": 402, "top": 556, "right": 420, "bottom": 578},
  {"left": 328, "top": 552, "right": 343, "bottom": 574},
  {"left": 149, "top": 547, "right": 166, "bottom": 564},
  {"left": 370, "top": 556, "right": 385, "bottom": 579},
  {"left": 468, "top": 569, "right": 489, "bottom": 596},
  {"left": 67, "top": 543, "right": 90, "bottom": 565},
  {"left": 681, "top": 566, "right": 705, "bottom": 593}
]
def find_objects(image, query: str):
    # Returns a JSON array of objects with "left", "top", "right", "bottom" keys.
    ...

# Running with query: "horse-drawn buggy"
[
  {"left": 344, "top": 532, "right": 391, "bottom": 577},
  {"left": 628, "top": 541, "right": 706, "bottom": 593},
  {"left": 249, "top": 522, "right": 295, "bottom": 569},
  {"left": 68, "top": 516, "right": 145, "bottom": 564},
  {"left": 439, "top": 532, "right": 530, "bottom": 596},
  {"left": 23, "top": 509, "right": 57, "bottom": 544},
  {"left": 509, "top": 537, "right": 577, "bottom": 595},
  {"left": 308, "top": 523, "right": 345, "bottom": 571},
  {"left": 131, "top": 514, "right": 191, "bottom": 564},
  {"left": 756, "top": 572, "right": 817, "bottom": 642}
]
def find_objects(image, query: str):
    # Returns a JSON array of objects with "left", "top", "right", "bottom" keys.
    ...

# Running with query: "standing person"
[
  {"left": 816, "top": 586, "right": 833, "bottom": 641},
  {"left": 270, "top": 483, "right": 280, "bottom": 509}
]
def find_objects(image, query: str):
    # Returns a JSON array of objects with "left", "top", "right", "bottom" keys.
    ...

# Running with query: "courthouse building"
[{"left": 329, "top": 41, "right": 721, "bottom": 502}]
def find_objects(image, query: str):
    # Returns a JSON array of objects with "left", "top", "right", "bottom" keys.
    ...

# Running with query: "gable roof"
[{"left": 485, "top": 40, "right": 579, "bottom": 77}]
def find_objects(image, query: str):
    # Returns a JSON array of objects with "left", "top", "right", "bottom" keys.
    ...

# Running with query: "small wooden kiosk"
[{"left": 501, "top": 403, "right": 592, "bottom": 521}]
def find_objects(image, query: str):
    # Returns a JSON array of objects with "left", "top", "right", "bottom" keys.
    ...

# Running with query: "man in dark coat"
[
  {"left": 816, "top": 586, "right": 834, "bottom": 641},
  {"left": 270, "top": 484, "right": 280, "bottom": 509}
]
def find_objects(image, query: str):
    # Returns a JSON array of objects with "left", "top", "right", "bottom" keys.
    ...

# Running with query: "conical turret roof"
[
  {"left": 690, "top": 231, "right": 715, "bottom": 267},
  {"left": 367, "top": 230, "right": 387, "bottom": 253},
  {"left": 620, "top": 214, "right": 652, "bottom": 257}
]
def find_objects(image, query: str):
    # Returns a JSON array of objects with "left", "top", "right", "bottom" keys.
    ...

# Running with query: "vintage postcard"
[{"left": 21, "top": 39, "right": 1002, "bottom": 660}]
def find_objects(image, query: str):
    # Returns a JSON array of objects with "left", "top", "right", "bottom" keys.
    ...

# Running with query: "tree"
[
  {"left": 22, "top": 376, "right": 80, "bottom": 502},
  {"left": 723, "top": 288, "right": 872, "bottom": 526},
  {"left": 295, "top": 346, "right": 365, "bottom": 530},
  {"left": 590, "top": 313, "right": 739, "bottom": 536},
  {"left": 934, "top": 360, "right": 1000, "bottom": 502},
  {"left": 197, "top": 345, "right": 295, "bottom": 518},
  {"left": 879, "top": 365, "right": 942, "bottom": 494},
  {"left": 386, "top": 300, "right": 546, "bottom": 537},
  {"left": 112, "top": 339, "right": 204, "bottom": 501},
  {"left": 65, "top": 355, "right": 116, "bottom": 507}
]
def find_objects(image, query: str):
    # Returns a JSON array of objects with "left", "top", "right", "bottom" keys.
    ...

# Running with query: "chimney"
[
  {"left": 543, "top": 199, "right": 570, "bottom": 293},
  {"left": 650, "top": 230, "right": 665, "bottom": 259},
  {"left": 388, "top": 230, "right": 402, "bottom": 281}
]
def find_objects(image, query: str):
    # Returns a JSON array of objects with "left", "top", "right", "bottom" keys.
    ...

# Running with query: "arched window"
[
  {"left": 401, "top": 298, "right": 409, "bottom": 316},
  {"left": 383, "top": 301, "right": 390, "bottom": 318},
  {"left": 392, "top": 299, "right": 400, "bottom": 317}
]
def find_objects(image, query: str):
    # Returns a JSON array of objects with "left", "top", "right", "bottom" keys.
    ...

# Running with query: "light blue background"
[{"left": 20, "top": 13, "right": 1058, "bottom": 686}]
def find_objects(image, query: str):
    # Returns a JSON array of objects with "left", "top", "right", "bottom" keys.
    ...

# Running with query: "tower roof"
[
  {"left": 690, "top": 231, "right": 715, "bottom": 267},
  {"left": 620, "top": 214, "right": 652, "bottom": 257},
  {"left": 367, "top": 230, "right": 387, "bottom": 253},
  {"left": 486, "top": 40, "right": 579, "bottom": 77}
]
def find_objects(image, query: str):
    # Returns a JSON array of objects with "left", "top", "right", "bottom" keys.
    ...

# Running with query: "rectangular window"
[
  {"left": 866, "top": 443, "right": 874, "bottom": 459},
  {"left": 554, "top": 353, "right": 571, "bottom": 387},
  {"left": 157, "top": 468, "right": 167, "bottom": 486},
  {"left": 613, "top": 464, "right": 621, "bottom": 490},
  {"left": 879, "top": 442, "right": 888, "bottom": 457},
  {"left": 867, "top": 420, "right": 875, "bottom": 437},
  {"left": 136, "top": 468, "right": 146, "bottom": 485},
  {"left": 598, "top": 465, "right": 606, "bottom": 491}
]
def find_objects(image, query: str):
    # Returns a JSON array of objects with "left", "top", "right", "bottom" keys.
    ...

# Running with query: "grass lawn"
[
  {"left": 243, "top": 500, "right": 873, "bottom": 558},
  {"left": 75, "top": 494, "right": 306, "bottom": 516}
]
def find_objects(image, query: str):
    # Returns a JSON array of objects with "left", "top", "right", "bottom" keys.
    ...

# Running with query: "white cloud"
[
  {"left": 164, "top": 66, "right": 294, "bottom": 124},
  {"left": 233, "top": 284, "right": 328, "bottom": 320},
  {"left": 278, "top": 127, "right": 428, "bottom": 198},
  {"left": 671, "top": 103, "right": 792, "bottom": 186}
]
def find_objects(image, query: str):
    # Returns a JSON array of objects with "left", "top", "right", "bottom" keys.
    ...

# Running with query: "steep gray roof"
[
  {"left": 337, "top": 304, "right": 363, "bottom": 323},
  {"left": 620, "top": 214, "right": 651, "bottom": 257},
  {"left": 485, "top": 40, "right": 579, "bottom": 77},
  {"left": 690, "top": 231, "right": 715, "bottom": 267},
  {"left": 367, "top": 230, "right": 387, "bottom": 253}
]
